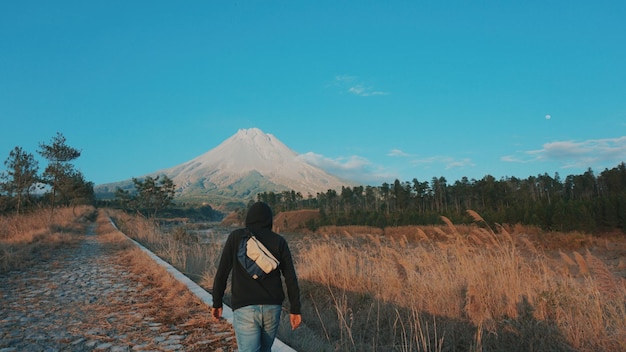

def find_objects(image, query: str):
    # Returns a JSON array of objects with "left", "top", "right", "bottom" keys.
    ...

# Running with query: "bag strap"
[{"left": 242, "top": 228, "right": 250, "bottom": 242}]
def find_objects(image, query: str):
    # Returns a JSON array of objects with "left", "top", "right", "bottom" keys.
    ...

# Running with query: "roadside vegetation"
[
  {"left": 0, "top": 132, "right": 97, "bottom": 273},
  {"left": 0, "top": 132, "right": 94, "bottom": 216},
  {"left": 110, "top": 208, "right": 626, "bottom": 352},
  {"left": 0, "top": 205, "right": 96, "bottom": 273},
  {"left": 3, "top": 180, "right": 624, "bottom": 350},
  {"left": 0, "top": 206, "right": 237, "bottom": 350},
  {"left": 94, "top": 209, "right": 237, "bottom": 350}
]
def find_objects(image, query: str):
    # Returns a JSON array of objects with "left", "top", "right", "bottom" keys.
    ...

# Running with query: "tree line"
[
  {"left": 4, "top": 133, "right": 623, "bottom": 234},
  {"left": 0, "top": 133, "right": 179, "bottom": 220},
  {"left": 0, "top": 132, "right": 94, "bottom": 216},
  {"left": 257, "top": 162, "right": 626, "bottom": 233}
]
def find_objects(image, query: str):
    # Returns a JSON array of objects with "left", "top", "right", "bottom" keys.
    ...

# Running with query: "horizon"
[
  {"left": 1, "top": 2, "right": 625, "bottom": 187},
  {"left": 97, "top": 127, "right": 625, "bottom": 189}
]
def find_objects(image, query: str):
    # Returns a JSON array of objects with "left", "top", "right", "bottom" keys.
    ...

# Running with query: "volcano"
[{"left": 95, "top": 128, "right": 353, "bottom": 205}]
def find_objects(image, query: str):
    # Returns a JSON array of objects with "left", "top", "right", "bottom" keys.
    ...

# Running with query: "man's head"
[{"left": 245, "top": 201, "right": 273, "bottom": 230}]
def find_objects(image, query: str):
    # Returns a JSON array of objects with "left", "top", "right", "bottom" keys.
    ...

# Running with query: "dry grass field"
[
  {"left": 107, "top": 209, "right": 626, "bottom": 351},
  {"left": 0, "top": 206, "right": 94, "bottom": 272},
  {"left": 1, "top": 207, "right": 237, "bottom": 351},
  {"left": 300, "top": 212, "right": 626, "bottom": 351},
  {"left": 95, "top": 210, "right": 210, "bottom": 327}
]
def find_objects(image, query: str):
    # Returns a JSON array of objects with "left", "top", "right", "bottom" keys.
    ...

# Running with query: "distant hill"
[
  {"left": 221, "top": 209, "right": 321, "bottom": 232},
  {"left": 95, "top": 128, "right": 354, "bottom": 207}
]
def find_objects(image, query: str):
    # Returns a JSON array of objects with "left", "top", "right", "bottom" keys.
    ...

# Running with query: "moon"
[{"left": 545, "top": 114, "right": 551, "bottom": 120}]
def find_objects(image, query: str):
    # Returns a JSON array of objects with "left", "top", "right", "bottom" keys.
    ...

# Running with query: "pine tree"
[
  {"left": 0, "top": 146, "right": 39, "bottom": 215},
  {"left": 37, "top": 132, "right": 81, "bottom": 213}
]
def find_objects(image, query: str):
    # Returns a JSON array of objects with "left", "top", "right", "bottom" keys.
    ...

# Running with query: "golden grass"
[
  {"left": 106, "top": 209, "right": 222, "bottom": 284},
  {"left": 107, "top": 209, "right": 626, "bottom": 352},
  {"left": 274, "top": 209, "right": 321, "bottom": 233},
  {"left": 95, "top": 209, "right": 237, "bottom": 350},
  {"left": 0, "top": 206, "right": 96, "bottom": 273},
  {"left": 292, "top": 212, "right": 626, "bottom": 351},
  {"left": 318, "top": 225, "right": 384, "bottom": 237}
]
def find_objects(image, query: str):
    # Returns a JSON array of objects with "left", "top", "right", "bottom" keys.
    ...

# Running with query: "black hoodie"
[{"left": 212, "top": 202, "right": 301, "bottom": 314}]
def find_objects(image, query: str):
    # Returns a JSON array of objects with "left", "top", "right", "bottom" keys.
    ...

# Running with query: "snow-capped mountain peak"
[
  {"left": 96, "top": 128, "right": 354, "bottom": 203},
  {"left": 187, "top": 128, "right": 298, "bottom": 174}
]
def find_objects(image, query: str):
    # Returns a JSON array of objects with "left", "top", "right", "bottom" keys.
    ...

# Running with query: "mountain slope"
[{"left": 95, "top": 128, "right": 353, "bottom": 205}]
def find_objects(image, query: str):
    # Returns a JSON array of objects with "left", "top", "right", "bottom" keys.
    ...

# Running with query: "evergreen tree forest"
[{"left": 257, "top": 162, "right": 626, "bottom": 233}]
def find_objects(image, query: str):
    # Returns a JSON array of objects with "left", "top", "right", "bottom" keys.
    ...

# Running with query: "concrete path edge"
[{"left": 108, "top": 217, "right": 297, "bottom": 352}]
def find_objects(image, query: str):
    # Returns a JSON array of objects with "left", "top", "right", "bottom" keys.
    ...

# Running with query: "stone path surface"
[{"left": 0, "top": 224, "right": 238, "bottom": 352}]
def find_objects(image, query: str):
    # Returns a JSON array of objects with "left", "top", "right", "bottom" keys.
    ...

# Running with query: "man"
[{"left": 212, "top": 201, "right": 302, "bottom": 352}]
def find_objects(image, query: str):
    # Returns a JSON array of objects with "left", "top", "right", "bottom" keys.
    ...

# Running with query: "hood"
[{"left": 245, "top": 202, "right": 273, "bottom": 231}]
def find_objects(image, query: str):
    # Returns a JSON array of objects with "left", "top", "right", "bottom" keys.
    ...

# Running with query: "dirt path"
[{"left": 0, "top": 222, "right": 238, "bottom": 352}]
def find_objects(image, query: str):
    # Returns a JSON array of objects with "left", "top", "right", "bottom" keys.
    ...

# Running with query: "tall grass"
[
  {"left": 0, "top": 205, "right": 96, "bottom": 272},
  {"left": 106, "top": 209, "right": 223, "bottom": 282},
  {"left": 294, "top": 213, "right": 626, "bottom": 351},
  {"left": 105, "top": 209, "right": 626, "bottom": 351}
]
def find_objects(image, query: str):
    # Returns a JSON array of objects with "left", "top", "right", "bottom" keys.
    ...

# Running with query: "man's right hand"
[
  {"left": 212, "top": 307, "right": 223, "bottom": 320},
  {"left": 290, "top": 314, "right": 302, "bottom": 330}
]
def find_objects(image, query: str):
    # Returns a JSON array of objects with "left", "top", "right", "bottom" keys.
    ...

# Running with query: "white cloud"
[
  {"left": 298, "top": 152, "right": 397, "bottom": 185},
  {"left": 410, "top": 156, "right": 475, "bottom": 170},
  {"left": 388, "top": 149, "right": 412, "bottom": 157},
  {"left": 299, "top": 152, "right": 368, "bottom": 170},
  {"left": 500, "top": 155, "right": 527, "bottom": 163},
  {"left": 333, "top": 75, "right": 390, "bottom": 97},
  {"left": 348, "top": 85, "right": 366, "bottom": 95},
  {"left": 445, "top": 158, "right": 475, "bottom": 169},
  {"left": 502, "top": 136, "right": 626, "bottom": 169},
  {"left": 364, "top": 90, "right": 389, "bottom": 97},
  {"left": 335, "top": 75, "right": 357, "bottom": 83}
]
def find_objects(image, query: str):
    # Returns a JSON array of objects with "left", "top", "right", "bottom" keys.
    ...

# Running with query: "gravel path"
[{"left": 0, "top": 224, "right": 237, "bottom": 352}]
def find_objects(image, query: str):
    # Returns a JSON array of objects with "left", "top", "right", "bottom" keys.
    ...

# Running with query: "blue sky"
[{"left": 1, "top": 1, "right": 625, "bottom": 187}]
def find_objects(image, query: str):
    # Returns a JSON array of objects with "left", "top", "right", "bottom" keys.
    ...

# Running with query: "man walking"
[{"left": 212, "top": 202, "right": 302, "bottom": 352}]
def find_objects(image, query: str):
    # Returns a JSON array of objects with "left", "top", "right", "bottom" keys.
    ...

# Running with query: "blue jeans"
[{"left": 233, "top": 305, "right": 282, "bottom": 352}]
